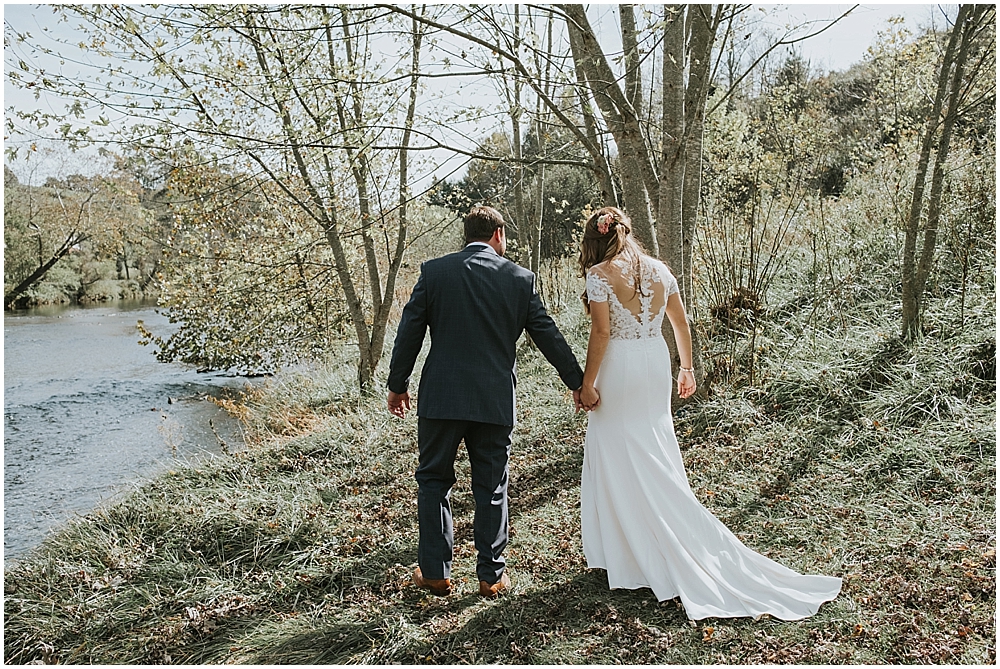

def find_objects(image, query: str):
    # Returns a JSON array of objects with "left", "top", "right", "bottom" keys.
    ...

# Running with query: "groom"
[{"left": 387, "top": 205, "right": 584, "bottom": 598}]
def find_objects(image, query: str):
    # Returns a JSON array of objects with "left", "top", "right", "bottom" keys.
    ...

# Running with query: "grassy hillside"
[{"left": 3, "top": 269, "right": 994, "bottom": 663}]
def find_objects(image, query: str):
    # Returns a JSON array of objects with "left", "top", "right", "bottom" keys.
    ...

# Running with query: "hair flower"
[{"left": 596, "top": 213, "right": 612, "bottom": 234}]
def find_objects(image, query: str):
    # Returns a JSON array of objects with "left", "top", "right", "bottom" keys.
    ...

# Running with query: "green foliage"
[
  {"left": 699, "top": 11, "right": 994, "bottom": 379},
  {"left": 3, "top": 160, "right": 160, "bottom": 308},
  {"left": 534, "top": 163, "right": 602, "bottom": 258},
  {"left": 936, "top": 140, "right": 996, "bottom": 296},
  {"left": 9, "top": 4, "right": 441, "bottom": 386},
  {"left": 139, "top": 163, "right": 348, "bottom": 375},
  {"left": 865, "top": 18, "right": 940, "bottom": 142},
  {"left": 23, "top": 258, "right": 83, "bottom": 305}
]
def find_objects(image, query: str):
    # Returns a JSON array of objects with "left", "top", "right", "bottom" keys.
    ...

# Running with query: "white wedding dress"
[{"left": 581, "top": 254, "right": 841, "bottom": 621}]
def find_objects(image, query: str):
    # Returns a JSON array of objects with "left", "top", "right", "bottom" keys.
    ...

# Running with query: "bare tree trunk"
[
  {"left": 531, "top": 12, "right": 553, "bottom": 279},
  {"left": 901, "top": 4, "right": 976, "bottom": 340},
  {"left": 541, "top": 15, "right": 555, "bottom": 275},
  {"left": 337, "top": 11, "right": 383, "bottom": 323},
  {"left": 654, "top": 5, "right": 721, "bottom": 402},
  {"left": 510, "top": 6, "right": 530, "bottom": 266},
  {"left": 658, "top": 4, "right": 685, "bottom": 274},
  {"left": 657, "top": 4, "right": 688, "bottom": 399},
  {"left": 620, "top": 4, "right": 660, "bottom": 218},
  {"left": 679, "top": 4, "right": 718, "bottom": 306},
  {"left": 248, "top": 6, "right": 420, "bottom": 391},
  {"left": 561, "top": 3, "right": 658, "bottom": 256},
  {"left": 914, "top": 7, "right": 981, "bottom": 295},
  {"left": 620, "top": 4, "right": 643, "bottom": 116}
]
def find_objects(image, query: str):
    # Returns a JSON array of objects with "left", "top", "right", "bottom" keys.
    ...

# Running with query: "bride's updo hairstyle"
[{"left": 579, "top": 206, "right": 647, "bottom": 313}]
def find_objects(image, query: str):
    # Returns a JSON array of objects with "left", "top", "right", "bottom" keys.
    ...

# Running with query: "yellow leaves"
[{"left": 701, "top": 626, "right": 715, "bottom": 642}]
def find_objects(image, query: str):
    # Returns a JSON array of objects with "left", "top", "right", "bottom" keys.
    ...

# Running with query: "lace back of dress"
[{"left": 589, "top": 255, "right": 671, "bottom": 341}]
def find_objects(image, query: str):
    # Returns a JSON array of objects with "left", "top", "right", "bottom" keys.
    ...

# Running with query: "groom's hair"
[{"left": 464, "top": 205, "right": 505, "bottom": 243}]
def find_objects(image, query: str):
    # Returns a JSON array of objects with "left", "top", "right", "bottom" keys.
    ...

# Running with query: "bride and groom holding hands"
[{"left": 386, "top": 205, "right": 841, "bottom": 620}]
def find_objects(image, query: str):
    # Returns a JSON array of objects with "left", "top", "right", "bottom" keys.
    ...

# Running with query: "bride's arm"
[
  {"left": 581, "top": 300, "right": 610, "bottom": 410},
  {"left": 665, "top": 293, "right": 697, "bottom": 398}
]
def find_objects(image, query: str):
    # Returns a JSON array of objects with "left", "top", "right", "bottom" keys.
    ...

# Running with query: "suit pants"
[{"left": 416, "top": 417, "right": 511, "bottom": 584}]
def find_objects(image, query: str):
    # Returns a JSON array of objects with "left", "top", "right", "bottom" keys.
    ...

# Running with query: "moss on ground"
[{"left": 3, "top": 288, "right": 994, "bottom": 664}]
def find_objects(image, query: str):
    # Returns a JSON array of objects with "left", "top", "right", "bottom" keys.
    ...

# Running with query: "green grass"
[{"left": 4, "top": 277, "right": 994, "bottom": 664}]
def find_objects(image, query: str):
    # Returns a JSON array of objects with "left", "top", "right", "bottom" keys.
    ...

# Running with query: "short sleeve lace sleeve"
[
  {"left": 660, "top": 263, "right": 680, "bottom": 297},
  {"left": 586, "top": 270, "right": 610, "bottom": 303}
]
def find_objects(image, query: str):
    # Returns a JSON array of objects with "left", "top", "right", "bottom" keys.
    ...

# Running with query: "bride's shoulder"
[
  {"left": 587, "top": 261, "right": 614, "bottom": 279},
  {"left": 654, "top": 259, "right": 682, "bottom": 296},
  {"left": 641, "top": 254, "right": 669, "bottom": 275},
  {"left": 642, "top": 255, "right": 679, "bottom": 287}
]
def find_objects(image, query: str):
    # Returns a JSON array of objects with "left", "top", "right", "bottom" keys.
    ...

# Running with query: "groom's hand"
[
  {"left": 572, "top": 388, "right": 584, "bottom": 412},
  {"left": 388, "top": 390, "right": 411, "bottom": 418},
  {"left": 580, "top": 384, "right": 600, "bottom": 411}
]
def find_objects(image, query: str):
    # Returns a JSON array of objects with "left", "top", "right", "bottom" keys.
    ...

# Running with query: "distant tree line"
[{"left": 3, "top": 161, "right": 169, "bottom": 309}]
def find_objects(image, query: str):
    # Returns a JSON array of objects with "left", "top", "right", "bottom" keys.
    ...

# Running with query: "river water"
[{"left": 4, "top": 302, "right": 249, "bottom": 562}]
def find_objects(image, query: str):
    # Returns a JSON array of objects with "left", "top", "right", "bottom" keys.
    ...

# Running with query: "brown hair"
[
  {"left": 464, "top": 205, "right": 505, "bottom": 243},
  {"left": 578, "top": 206, "right": 647, "bottom": 313}
]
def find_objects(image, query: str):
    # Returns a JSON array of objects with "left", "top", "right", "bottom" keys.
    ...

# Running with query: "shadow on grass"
[
  {"left": 390, "top": 569, "right": 694, "bottom": 664},
  {"left": 205, "top": 569, "right": 693, "bottom": 664},
  {"left": 509, "top": 445, "right": 585, "bottom": 517}
]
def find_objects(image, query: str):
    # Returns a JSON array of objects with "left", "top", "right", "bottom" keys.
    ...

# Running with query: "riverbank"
[
  {"left": 3, "top": 289, "right": 994, "bottom": 664},
  {"left": 5, "top": 270, "right": 157, "bottom": 310}
]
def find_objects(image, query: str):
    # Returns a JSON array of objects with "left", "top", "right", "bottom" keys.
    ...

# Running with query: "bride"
[{"left": 577, "top": 206, "right": 841, "bottom": 621}]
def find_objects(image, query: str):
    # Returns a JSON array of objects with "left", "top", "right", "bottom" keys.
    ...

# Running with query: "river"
[{"left": 4, "top": 302, "right": 250, "bottom": 562}]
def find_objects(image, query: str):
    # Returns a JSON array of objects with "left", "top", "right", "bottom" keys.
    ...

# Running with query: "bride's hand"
[
  {"left": 678, "top": 369, "right": 696, "bottom": 398},
  {"left": 580, "top": 384, "right": 600, "bottom": 411}
]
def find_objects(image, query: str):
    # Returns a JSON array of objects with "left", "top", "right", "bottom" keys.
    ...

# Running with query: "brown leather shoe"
[
  {"left": 478, "top": 571, "right": 511, "bottom": 598},
  {"left": 413, "top": 567, "right": 452, "bottom": 597}
]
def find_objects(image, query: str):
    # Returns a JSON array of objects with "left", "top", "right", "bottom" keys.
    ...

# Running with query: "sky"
[
  {"left": 764, "top": 3, "right": 952, "bottom": 72},
  {"left": 3, "top": 3, "right": 952, "bottom": 183}
]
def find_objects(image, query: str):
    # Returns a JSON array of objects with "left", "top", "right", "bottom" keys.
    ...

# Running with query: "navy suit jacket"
[{"left": 387, "top": 244, "right": 584, "bottom": 426}]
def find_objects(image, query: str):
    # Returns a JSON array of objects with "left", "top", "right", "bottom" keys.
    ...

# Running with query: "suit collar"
[{"left": 463, "top": 242, "right": 497, "bottom": 255}]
